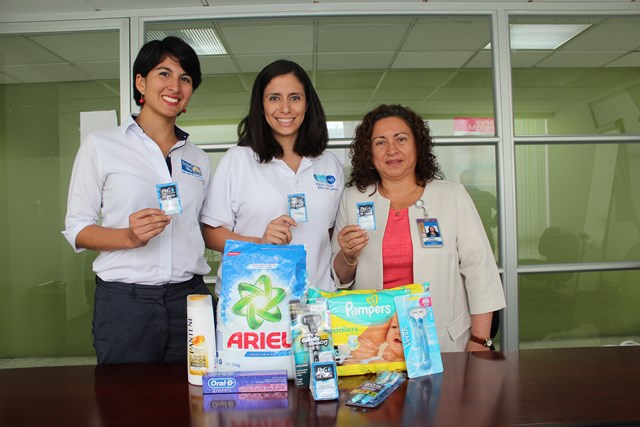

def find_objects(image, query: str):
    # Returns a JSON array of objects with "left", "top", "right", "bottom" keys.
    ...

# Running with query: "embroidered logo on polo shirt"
[
  {"left": 181, "top": 159, "right": 203, "bottom": 179},
  {"left": 313, "top": 174, "right": 338, "bottom": 191}
]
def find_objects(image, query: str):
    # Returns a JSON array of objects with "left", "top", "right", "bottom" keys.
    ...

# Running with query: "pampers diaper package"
[
  {"left": 308, "top": 284, "right": 425, "bottom": 376},
  {"left": 394, "top": 291, "right": 443, "bottom": 378},
  {"left": 217, "top": 240, "right": 308, "bottom": 378}
]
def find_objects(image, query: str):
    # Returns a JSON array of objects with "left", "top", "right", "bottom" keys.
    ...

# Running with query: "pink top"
[{"left": 382, "top": 208, "right": 414, "bottom": 289}]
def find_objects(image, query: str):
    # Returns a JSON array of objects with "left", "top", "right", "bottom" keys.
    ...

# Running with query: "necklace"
[{"left": 381, "top": 184, "right": 422, "bottom": 216}]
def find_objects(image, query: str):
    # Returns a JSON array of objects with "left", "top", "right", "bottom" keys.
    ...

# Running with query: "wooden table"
[{"left": 1, "top": 347, "right": 639, "bottom": 426}]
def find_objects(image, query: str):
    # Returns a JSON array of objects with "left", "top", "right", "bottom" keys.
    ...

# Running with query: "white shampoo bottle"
[{"left": 187, "top": 294, "right": 216, "bottom": 385}]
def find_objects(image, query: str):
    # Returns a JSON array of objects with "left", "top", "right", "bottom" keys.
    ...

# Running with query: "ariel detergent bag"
[
  {"left": 308, "top": 284, "right": 425, "bottom": 376},
  {"left": 217, "top": 240, "right": 308, "bottom": 378}
]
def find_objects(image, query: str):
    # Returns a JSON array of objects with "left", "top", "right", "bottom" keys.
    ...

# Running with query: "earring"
[
  {"left": 140, "top": 95, "right": 145, "bottom": 104},
  {"left": 181, "top": 108, "right": 187, "bottom": 114}
]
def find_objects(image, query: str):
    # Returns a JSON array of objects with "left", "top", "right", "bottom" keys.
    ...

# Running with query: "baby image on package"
[
  {"left": 217, "top": 240, "right": 308, "bottom": 378},
  {"left": 308, "top": 284, "right": 426, "bottom": 376}
]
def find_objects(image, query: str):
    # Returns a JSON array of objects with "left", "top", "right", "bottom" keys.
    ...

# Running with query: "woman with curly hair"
[{"left": 330, "top": 104, "right": 505, "bottom": 352}]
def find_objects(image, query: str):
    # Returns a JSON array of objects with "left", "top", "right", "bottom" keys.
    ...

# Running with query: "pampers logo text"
[
  {"left": 344, "top": 301, "right": 392, "bottom": 317},
  {"left": 314, "top": 174, "right": 338, "bottom": 191}
]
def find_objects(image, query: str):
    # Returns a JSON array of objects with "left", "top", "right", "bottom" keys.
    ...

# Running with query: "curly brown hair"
[{"left": 347, "top": 104, "right": 442, "bottom": 192}]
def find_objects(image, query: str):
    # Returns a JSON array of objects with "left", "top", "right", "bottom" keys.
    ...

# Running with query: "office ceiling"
[
  {"left": 0, "top": 0, "right": 631, "bottom": 15},
  {"left": 1, "top": 1, "right": 639, "bottom": 124}
]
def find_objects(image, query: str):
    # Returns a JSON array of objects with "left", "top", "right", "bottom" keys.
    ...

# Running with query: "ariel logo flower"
[{"left": 232, "top": 274, "right": 286, "bottom": 330}]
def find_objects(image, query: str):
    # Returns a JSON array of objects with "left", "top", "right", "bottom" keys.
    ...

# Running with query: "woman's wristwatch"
[{"left": 469, "top": 334, "right": 493, "bottom": 348}]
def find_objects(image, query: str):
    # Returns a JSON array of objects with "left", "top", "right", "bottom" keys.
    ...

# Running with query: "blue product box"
[{"left": 203, "top": 370, "right": 288, "bottom": 394}]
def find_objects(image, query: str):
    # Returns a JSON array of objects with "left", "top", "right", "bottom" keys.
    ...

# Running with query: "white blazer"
[{"left": 330, "top": 180, "right": 506, "bottom": 352}]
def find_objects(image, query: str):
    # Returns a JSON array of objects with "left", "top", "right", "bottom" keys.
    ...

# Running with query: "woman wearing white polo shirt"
[
  {"left": 202, "top": 60, "right": 343, "bottom": 291},
  {"left": 63, "top": 37, "right": 212, "bottom": 364}
]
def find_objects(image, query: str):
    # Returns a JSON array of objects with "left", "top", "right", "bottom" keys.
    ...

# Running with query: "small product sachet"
[
  {"left": 156, "top": 182, "right": 182, "bottom": 214},
  {"left": 310, "top": 360, "right": 339, "bottom": 401},
  {"left": 394, "top": 291, "right": 443, "bottom": 378}
]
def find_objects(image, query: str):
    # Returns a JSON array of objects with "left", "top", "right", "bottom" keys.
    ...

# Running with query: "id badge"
[
  {"left": 288, "top": 193, "right": 308, "bottom": 222},
  {"left": 156, "top": 182, "right": 182, "bottom": 214},
  {"left": 356, "top": 202, "right": 376, "bottom": 230},
  {"left": 417, "top": 218, "right": 443, "bottom": 247}
]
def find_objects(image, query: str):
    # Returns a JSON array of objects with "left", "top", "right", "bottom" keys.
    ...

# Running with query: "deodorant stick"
[{"left": 187, "top": 294, "right": 216, "bottom": 385}]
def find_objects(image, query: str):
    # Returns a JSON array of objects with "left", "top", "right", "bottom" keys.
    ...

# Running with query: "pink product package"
[{"left": 203, "top": 370, "right": 288, "bottom": 394}]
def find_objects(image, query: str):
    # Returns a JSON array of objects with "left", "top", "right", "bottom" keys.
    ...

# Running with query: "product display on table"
[{"left": 186, "top": 247, "right": 442, "bottom": 409}]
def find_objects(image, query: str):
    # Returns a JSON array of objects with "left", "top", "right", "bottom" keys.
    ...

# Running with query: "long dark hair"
[
  {"left": 237, "top": 60, "right": 328, "bottom": 162},
  {"left": 132, "top": 36, "right": 202, "bottom": 106},
  {"left": 347, "top": 104, "right": 442, "bottom": 192}
]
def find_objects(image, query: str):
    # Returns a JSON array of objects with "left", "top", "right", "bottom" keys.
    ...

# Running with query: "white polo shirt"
[
  {"left": 63, "top": 115, "right": 212, "bottom": 285},
  {"left": 201, "top": 145, "right": 343, "bottom": 291}
]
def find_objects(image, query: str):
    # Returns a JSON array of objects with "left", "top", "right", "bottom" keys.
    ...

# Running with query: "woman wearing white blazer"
[{"left": 331, "top": 104, "right": 505, "bottom": 352}]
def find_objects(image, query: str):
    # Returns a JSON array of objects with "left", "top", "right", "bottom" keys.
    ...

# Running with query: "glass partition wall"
[
  {"left": 0, "top": 6, "right": 638, "bottom": 363},
  {"left": 512, "top": 15, "right": 640, "bottom": 348},
  {"left": 0, "top": 22, "right": 125, "bottom": 360}
]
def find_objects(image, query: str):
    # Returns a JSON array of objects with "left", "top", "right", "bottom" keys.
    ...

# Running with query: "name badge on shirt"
[
  {"left": 157, "top": 182, "right": 182, "bottom": 215},
  {"left": 356, "top": 202, "right": 376, "bottom": 230},
  {"left": 417, "top": 218, "right": 443, "bottom": 247},
  {"left": 288, "top": 193, "right": 308, "bottom": 222}
]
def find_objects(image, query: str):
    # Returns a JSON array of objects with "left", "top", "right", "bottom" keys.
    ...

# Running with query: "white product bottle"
[{"left": 187, "top": 294, "right": 216, "bottom": 385}]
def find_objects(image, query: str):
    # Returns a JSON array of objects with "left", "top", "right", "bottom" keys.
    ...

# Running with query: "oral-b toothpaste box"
[
  {"left": 203, "top": 391, "right": 289, "bottom": 412},
  {"left": 203, "top": 370, "right": 288, "bottom": 394}
]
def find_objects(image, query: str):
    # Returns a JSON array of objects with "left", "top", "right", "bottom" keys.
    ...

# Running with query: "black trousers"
[{"left": 93, "top": 275, "right": 211, "bottom": 364}]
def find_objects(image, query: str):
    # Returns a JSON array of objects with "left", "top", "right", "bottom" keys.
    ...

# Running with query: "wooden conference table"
[{"left": 0, "top": 346, "right": 639, "bottom": 427}]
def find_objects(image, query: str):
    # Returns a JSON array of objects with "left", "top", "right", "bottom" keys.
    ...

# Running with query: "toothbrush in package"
[
  {"left": 394, "top": 291, "right": 443, "bottom": 378},
  {"left": 346, "top": 370, "right": 406, "bottom": 408}
]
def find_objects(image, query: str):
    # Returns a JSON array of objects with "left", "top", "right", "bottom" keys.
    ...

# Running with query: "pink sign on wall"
[{"left": 454, "top": 117, "right": 495, "bottom": 136}]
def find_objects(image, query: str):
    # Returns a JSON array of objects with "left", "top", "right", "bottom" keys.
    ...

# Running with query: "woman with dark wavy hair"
[
  {"left": 331, "top": 104, "right": 505, "bottom": 353},
  {"left": 202, "top": 60, "right": 343, "bottom": 291}
]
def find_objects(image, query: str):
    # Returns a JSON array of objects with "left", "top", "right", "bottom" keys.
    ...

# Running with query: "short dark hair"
[
  {"left": 132, "top": 36, "right": 202, "bottom": 106},
  {"left": 237, "top": 60, "right": 328, "bottom": 162},
  {"left": 347, "top": 104, "right": 442, "bottom": 192}
]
